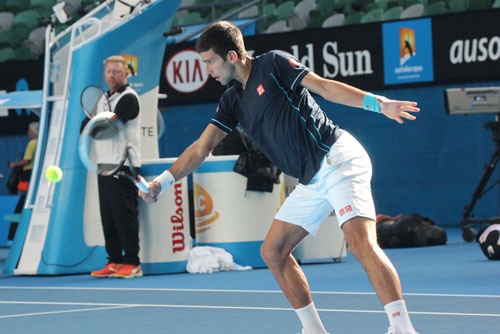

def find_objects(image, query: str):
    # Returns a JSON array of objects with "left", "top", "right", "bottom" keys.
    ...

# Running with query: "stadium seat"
[
  {"left": 0, "top": 11, "right": 14, "bottom": 32},
  {"left": 264, "top": 20, "right": 291, "bottom": 34},
  {"left": 263, "top": 3, "right": 276, "bottom": 16},
  {"left": 30, "top": 0, "right": 57, "bottom": 17},
  {"left": 262, "top": 13, "right": 280, "bottom": 31},
  {"left": 400, "top": 3, "right": 424, "bottom": 18},
  {"left": 448, "top": 0, "right": 468, "bottom": 11},
  {"left": 316, "top": 0, "right": 336, "bottom": 15},
  {"left": 494, "top": 0, "right": 500, "bottom": 8},
  {"left": 422, "top": 1, "right": 447, "bottom": 16},
  {"left": 194, "top": 0, "right": 214, "bottom": 4},
  {"left": 381, "top": 5, "right": 403, "bottom": 20},
  {"left": 361, "top": 8, "right": 383, "bottom": 23},
  {"left": 375, "top": 0, "right": 394, "bottom": 10},
  {"left": 0, "top": 26, "right": 31, "bottom": 48},
  {"left": 177, "top": 11, "right": 205, "bottom": 26},
  {"left": 363, "top": 2, "right": 382, "bottom": 13},
  {"left": 24, "top": 26, "right": 45, "bottom": 56},
  {"left": 342, "top": 0, "right": 363, "bottom": 15},
  {"left": 220, "top": 5, "right": 241, "bottom": 20},
  {"left": 14, "top": 45, "right": 36, "bottom": 60},
  {"left": 467, "top": 0, "right": 492, "bottom": 10},
  {"left": 13, "top": 10, "right": 41, "bottom": 30},
  {"left": 343, "top": 11, "right": 363, "bottom": 25},
  {"left": 274, "top": 1, "right": 295, "bottom": 20},
  {"left": 287, "top": 12, "right": 307, "bottom": 30},
  {"left": 0, "top": 46, "right": 14, "bottom": 62},
  {"left": 322, "top": 13, "right": 345, "bottom": 27},
  {"left": 237, "top": 5, "right": 258, "bottom": 18},
  {"left": 294, "top": 0, "right": 315, "bottom": 25},
  {"left": 6, "top": 0, "right": 30, "bottom": 13},
  {"left": 403, "top": 0, "right": 423, "bottom": 6},
  {"left": 180, "top": 0, "right": 195, "bottom": 7},
  {"left": 307, "top": 9, "right": 326, "bottom": 28}
]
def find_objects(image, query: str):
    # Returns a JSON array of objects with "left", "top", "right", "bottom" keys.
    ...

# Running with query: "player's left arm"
[{"left": 300, "top": 71, "right": 420, "bottom": 124}]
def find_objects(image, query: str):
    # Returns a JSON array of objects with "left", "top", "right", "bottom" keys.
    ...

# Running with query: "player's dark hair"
[{"left": 195, "top": 21, "right": 247, "bottom": 60}]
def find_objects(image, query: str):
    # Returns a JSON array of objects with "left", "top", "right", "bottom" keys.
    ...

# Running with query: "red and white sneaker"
[
  {"left": 91, "top": 263, "right": 120, "bottom": 278},
  {"left": 115, "top": 264, "right": 143, "bottom": 278}
]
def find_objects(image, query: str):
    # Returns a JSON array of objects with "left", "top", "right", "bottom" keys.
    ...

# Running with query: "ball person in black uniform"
[
  {"left": 142, "top": 22, "right": 419, "bottom": 334},
  {"left": 89, "top": 55, "right": 143, "bottom": 279}
]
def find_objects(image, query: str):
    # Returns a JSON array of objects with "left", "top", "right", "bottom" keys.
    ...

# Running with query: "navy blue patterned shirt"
[{"left": 211, "top": 50, "right": 342, "bottom": 185}]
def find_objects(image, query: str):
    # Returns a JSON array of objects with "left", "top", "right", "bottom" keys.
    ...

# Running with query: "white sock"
[
  {"left": 384, "top": 300, "right": 416, "bottom": 333},
  {"left": 295, "top": 302, "right": 327, "bottom": 334}
]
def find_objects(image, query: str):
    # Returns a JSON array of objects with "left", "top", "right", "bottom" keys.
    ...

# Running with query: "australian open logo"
[
  {"left": 400, "top": 27, "right": 415, "bottom": 65},
  {"left": 194, "top": 183, "right": 220, "bottom": 234},
  {"left": 394, "top": 27, "right": 423, "bottom": 79}
]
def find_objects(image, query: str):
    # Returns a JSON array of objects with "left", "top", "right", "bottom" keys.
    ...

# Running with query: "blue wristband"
[{"left": 362, "top": 93, "right": 381, "bottom": 113}]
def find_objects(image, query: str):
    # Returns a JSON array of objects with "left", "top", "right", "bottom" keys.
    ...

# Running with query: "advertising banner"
[
  {"left": 382, "top": 18, "right": 434, "bottom": 86},
  {"left": 160, "top": 24, "right": 384, "bottom": 105},
  {"left": 432, "top": 10, "right": 500, "bottom": 84}
]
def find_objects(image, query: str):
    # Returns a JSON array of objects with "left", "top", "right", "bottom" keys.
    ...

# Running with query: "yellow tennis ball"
[{"left": 45, "top": 166, "right": 63, "bottom": 183}]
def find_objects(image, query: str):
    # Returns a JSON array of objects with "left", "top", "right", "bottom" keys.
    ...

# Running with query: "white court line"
[
  {"left": 0, "top": 286, "right": 499, "bottom": 298},
  {"left": 0, "top": 300, "right": 499, "bottom": 318},
  {"left": 0, "top": 304, "right": 137, "bottom": 319}
]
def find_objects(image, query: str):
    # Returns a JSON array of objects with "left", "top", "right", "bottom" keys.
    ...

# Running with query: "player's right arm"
[
  {"left": 140, "top": 124, "right": 227, "bottom": 203},
  {"left": 170, "top": 124, "right": 227, "bottom": 181}
]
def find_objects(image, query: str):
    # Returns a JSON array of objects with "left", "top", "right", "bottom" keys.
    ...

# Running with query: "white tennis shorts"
[{"left": 275, "top": 131, "right": 376, "bottom": 235}]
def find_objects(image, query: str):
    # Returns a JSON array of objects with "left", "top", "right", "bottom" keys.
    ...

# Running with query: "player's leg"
[
  {"left": 265, "top": 185, "right": 334, "bottom": 334},
  {"left": 324, "top": 131, "right": 417, "bottom": 333},
  {"left": 261, "top": 219, "right": 328, "bottom": 334},
  {"left": 342, "top": 217, "right": 416, "bottom": 334},
  {"left": 261, "top": 219, "right": 310, "bottom": 308},
  {"left": 342, "top": 217, "right": 402, "bottom": 303}
]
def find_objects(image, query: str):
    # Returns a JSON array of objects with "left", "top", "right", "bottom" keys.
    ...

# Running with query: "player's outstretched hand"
[
  {"left": 139, "top": 181, "right": 162, "bottom": 204},
  {"left": 378, "top": 96, "right": 420, "bottom": 124}
]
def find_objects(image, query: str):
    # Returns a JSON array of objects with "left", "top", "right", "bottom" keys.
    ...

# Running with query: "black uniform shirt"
[
  {"left": 211, "top": 50, "right": 342, "bottom": 185},
  {"left": 108, "top": 83, "right": 139, "bottom": 123}
]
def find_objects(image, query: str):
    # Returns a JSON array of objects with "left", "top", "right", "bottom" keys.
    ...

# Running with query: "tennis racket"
[
  {"left": 81, "top": 85, "right": 110, "bottom": 119},
  {"left": 79, "top": 111, "right": 149, "bottom": 193}
]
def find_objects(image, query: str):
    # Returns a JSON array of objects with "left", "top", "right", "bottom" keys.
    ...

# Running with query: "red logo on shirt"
[
  {"left": 289, "top": 58, "right": 298, "bottom": 67},
  {"left": 392, "top": 312, "right": 401, "bottom": 318},
  {"left": 257, "top": 84, "right": 265, "bottom": 96},
  {"left": 339, "top": 208, "right": 345, "bottom": 216},
  {"left": 345, "top": 205, "right": 352, "bottom": 213}
]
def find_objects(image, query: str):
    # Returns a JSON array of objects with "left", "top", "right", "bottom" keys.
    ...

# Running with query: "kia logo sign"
[{"left": 165, "top": 49, "right": 209, "bottom": 93}]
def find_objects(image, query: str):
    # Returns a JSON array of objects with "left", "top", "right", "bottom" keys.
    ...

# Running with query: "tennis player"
[{"left": 142, "top": 21, "right": 419, "bottom": 334}]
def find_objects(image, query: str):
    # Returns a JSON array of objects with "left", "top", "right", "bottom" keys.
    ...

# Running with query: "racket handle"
[{"left": 135, "top": 175, "right": 150, "bottom": 193}]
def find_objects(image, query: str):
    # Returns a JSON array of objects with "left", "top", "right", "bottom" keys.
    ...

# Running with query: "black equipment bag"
[{"left": 376, "top": 213, "right": 447, "bottom": 248}]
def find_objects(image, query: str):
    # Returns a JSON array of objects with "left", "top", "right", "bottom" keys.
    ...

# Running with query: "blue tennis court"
[{"left": 1, "top": 228, "right": 499, "bottom": 333}]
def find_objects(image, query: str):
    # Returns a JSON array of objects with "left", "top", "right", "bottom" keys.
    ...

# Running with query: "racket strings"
[{"left": 81, "top": 86, "right": 109, "bottom": 118}]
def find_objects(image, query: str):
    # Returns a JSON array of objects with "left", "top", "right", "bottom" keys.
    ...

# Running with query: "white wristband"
[{"left": 154, "top": 170, "right": 175, "bottom": 194}]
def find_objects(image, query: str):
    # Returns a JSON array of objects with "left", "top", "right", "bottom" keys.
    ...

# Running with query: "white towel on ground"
[{"left": 186, "top": 246, "right": 253, "bottom": 274}]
